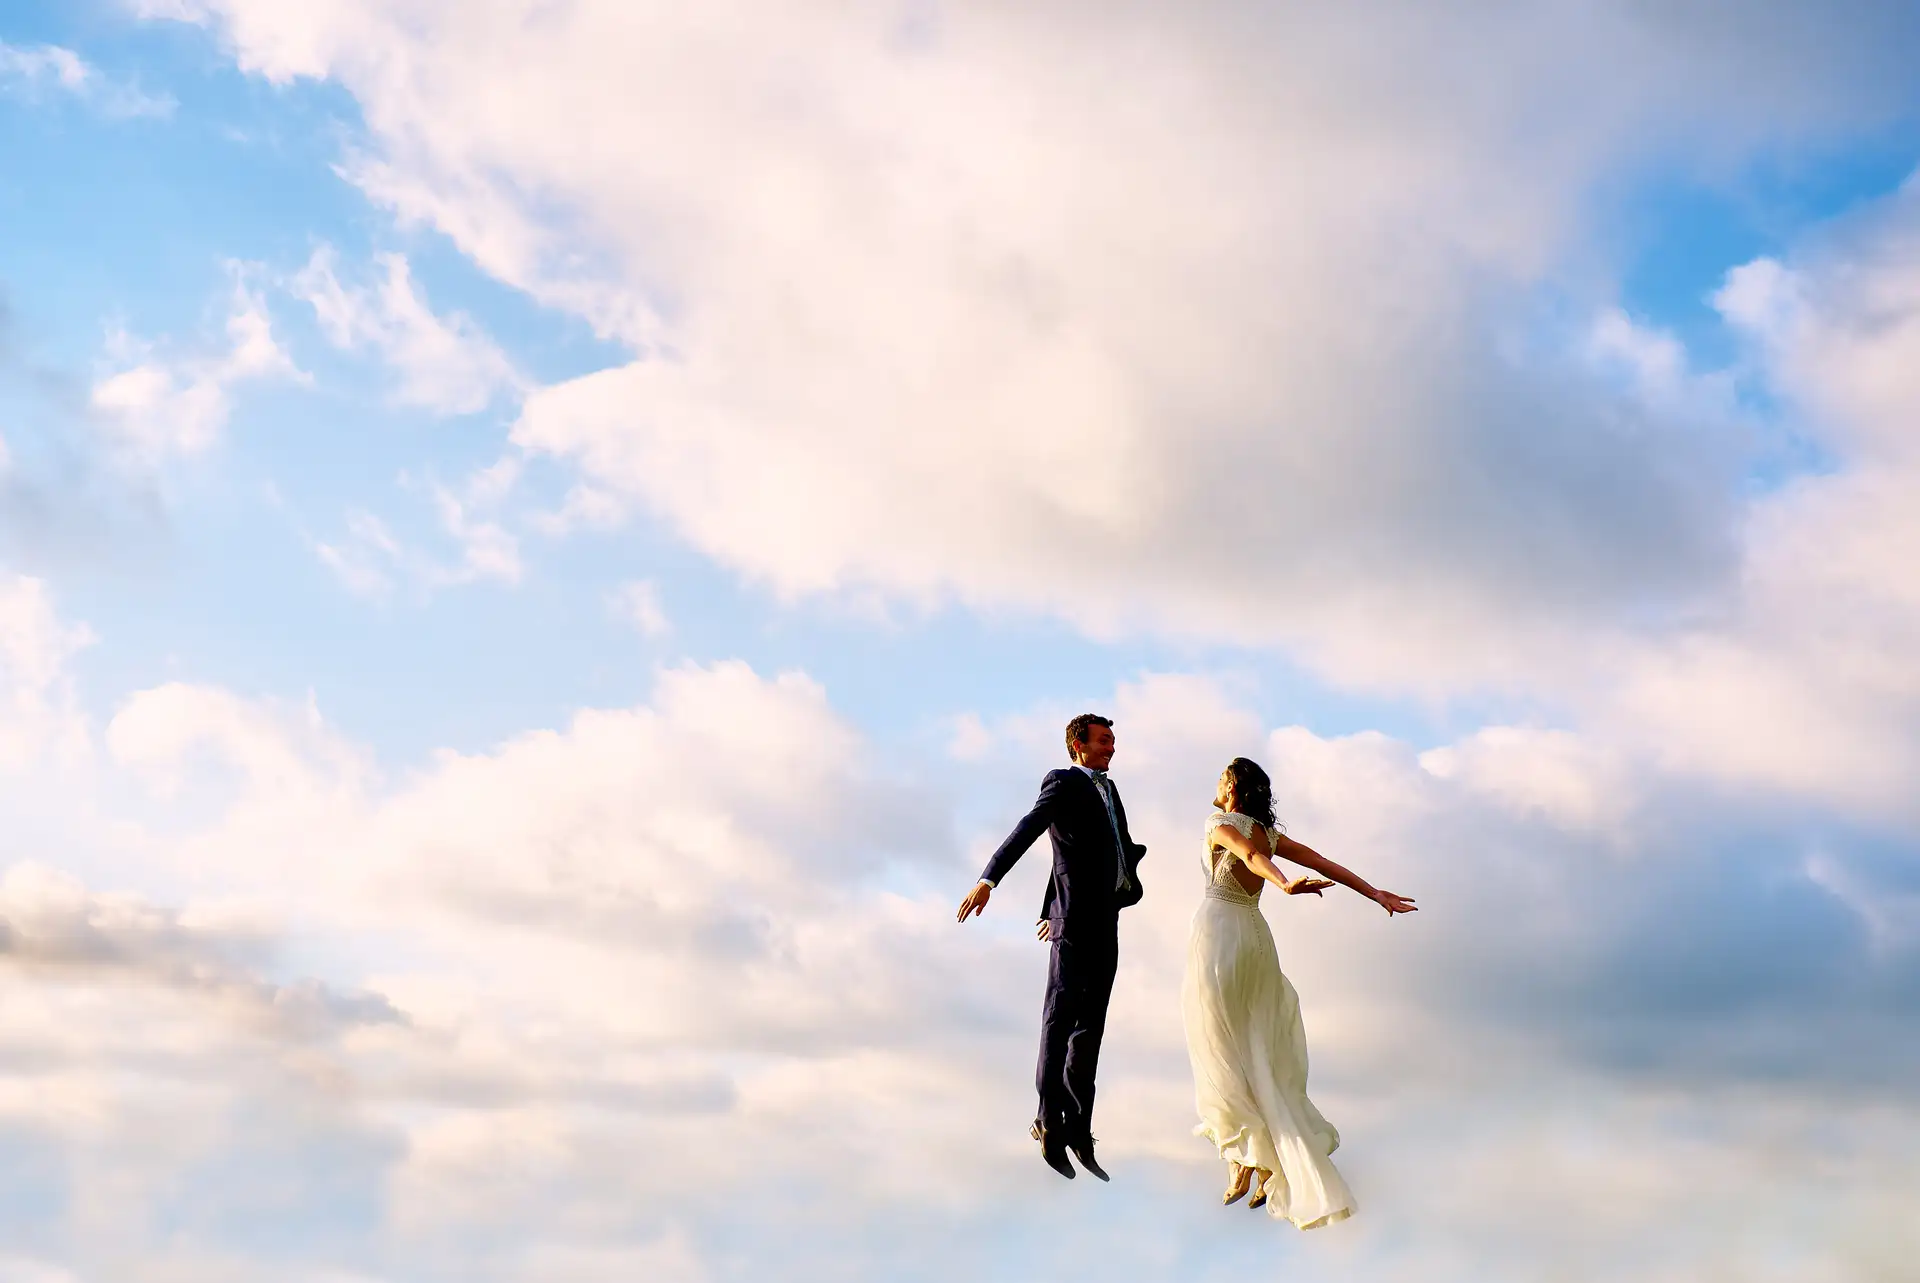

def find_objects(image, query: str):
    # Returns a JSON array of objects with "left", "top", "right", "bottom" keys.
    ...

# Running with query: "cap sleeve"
[{"left": 1206, "top": 810, "right": 1258, "bottom": 841}]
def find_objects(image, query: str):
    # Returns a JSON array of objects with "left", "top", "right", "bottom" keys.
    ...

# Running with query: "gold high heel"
[
  {"left": 1247, "top": 1169, "right": 1272, "bottom": 1210},
  {"left": 1222, "top": 1162, "right": 1252, "bottom": 1206}
]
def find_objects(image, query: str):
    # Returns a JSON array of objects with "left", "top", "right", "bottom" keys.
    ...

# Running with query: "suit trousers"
[{"left": 1035, "top": 914, "right": 1119, "bottom": 1140}]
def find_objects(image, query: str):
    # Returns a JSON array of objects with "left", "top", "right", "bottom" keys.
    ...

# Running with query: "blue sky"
[{"left": 2, "top": 3, "right": 1919, "bottom": 1281}]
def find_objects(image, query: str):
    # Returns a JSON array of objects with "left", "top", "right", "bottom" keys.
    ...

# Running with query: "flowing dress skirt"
[{"left": 1181, "top": 888, "right": 1355, "bottom": 1228}]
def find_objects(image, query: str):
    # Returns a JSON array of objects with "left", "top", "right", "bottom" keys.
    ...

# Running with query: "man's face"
[{"left": 1075, "top": 724, "right": 1116, "bottom": 771}]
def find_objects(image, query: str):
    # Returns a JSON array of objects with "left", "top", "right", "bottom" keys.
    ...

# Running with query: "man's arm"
[
  {"left": 982, "top": 771, "right": 1065, "bottom": 886},
  {"left": 956, "top": 772, "right": 1063, "bottom": 923}
]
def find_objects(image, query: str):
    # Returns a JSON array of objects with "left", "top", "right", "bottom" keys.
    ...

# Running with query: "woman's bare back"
[{"left": 1210, "top": 838, "right": 1267, "bottom": 897}]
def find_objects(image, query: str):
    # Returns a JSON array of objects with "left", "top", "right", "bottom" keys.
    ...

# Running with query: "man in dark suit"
[{"left": 956, "top": 713, "right": 1146, "bottom": 1181}]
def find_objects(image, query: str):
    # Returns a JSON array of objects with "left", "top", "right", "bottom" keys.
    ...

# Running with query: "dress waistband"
[{"left": 1204, "top": 883, "right": 1260, "bottom": 907}]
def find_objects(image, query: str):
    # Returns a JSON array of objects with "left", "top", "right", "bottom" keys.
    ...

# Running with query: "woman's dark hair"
[
  {"left": 1223, "top": 757, "right": 1278, "bottom": 828},
  {"left": 1064, "top": 713, "right": 1113, "bottom": 760}
]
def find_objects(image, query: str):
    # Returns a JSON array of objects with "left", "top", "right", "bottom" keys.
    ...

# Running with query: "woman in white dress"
[{"left": 1183, "top": 756, "right": 1416, "bottom": 1225}]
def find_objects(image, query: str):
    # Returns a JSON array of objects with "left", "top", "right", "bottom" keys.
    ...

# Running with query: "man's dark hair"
[{"left": 1064, "top": 713, "right": 1114, "bottom": 761}]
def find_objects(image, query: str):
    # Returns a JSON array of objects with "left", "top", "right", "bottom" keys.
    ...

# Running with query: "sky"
[{"left": 1, "top": 2, "right": 1918, "bottom": 1279}]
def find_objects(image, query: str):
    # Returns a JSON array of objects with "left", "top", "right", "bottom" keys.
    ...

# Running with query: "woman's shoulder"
[
  {"left": 1209, "top": 810, "right": 1284, "bottom": 844},
  {"left": 1207, "top": 809, "right": 1258, "bottom": 837}
]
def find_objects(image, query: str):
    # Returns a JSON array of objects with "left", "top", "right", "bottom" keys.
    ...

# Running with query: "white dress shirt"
[{"left": 1077, "top": 765, "right": 1131, "bottom": 892}]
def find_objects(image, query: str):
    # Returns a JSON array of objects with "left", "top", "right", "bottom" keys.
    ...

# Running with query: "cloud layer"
[
  {"left": 139, "top": 0, "right": 1920, "bottom": 688},
  {"left": 3, "top": 641, "right": 1914, "bottom": 1281},
  {"left": 0, "top": 549, "right": 1910, "bottom": 1281}
]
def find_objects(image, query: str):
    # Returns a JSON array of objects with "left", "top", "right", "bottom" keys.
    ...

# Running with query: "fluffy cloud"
[
  {"left": 0, "top": 860, "right": 395, "bottom": 1033},
  {"left": 5, "top": 656, "right": 1913, "bottom": 1281},
  {"left": 0, "top": 860, "right": 405, "bottom": 1283},
  {"left": 108, "top": 680, "right": 372, "bottom": 818},
  {"left": 1586, "top": 182, "right": 1920, "bottom": 822},
  {"left": 136, "top": 0, "right": 1920, "bottom": 688},
  {"left": 7, "top": 659, "right": 1017, "bottom": 1278}
]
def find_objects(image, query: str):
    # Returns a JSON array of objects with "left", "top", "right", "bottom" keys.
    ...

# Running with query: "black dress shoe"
[
  {"left": 1031, "top": 1120, "right": 1076, "bottom": 1180},
  {"left": 1068, "top": 1133, "right": 1110, "bottom": 1182}
]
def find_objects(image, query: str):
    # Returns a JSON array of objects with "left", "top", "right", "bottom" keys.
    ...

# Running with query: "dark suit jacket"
[{"left": 980, "top": 768, "right": 1146, "bottom": 932}]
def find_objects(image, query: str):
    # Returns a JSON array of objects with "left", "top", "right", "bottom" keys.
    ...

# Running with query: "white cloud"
[
  {"left": 1419, "top": 726, "right": 1637, "bottom": 837},
  {"left": 605, "top": 580, "right": 668, "bottom": 637},
  {"left": 4, "top": 656, "right": 1911, "bottom": 1280},
  {"left": 525, "top": 483, "right": 626, "bottom": 537},
  {"left": 428, "top": 480, "right": 522, "bottom": 584},
  {"left": 139, "top": 0, "right": 1920, "bottom": 688},
  {"left": 89, "top": 274, "right": 302, "bottom": 462},
  {"left": 314, "top": 466, "right": 524, "bottom": 599},
  {"left": 0, "top": 41, "right": 173, "bottom": 118},
  {"left": 313, "top": 508, "right": 405, "bottom": 598},
  {"left": 108, "top": 681, "right": 370, "bottom": 808},
  {"left": 289, "top": 245, "right": 521, "bottom": 415},
  {"left": 0, "top": 573, "right": 93, "bottom": 768},
  {"left": 1715, "top": 190, "right": 1920, "bottom": 463},
  {"left": 1583, "top": 307, "right": 1740, "bottom": 427},
  {"left": 0, "top": 43, "right": 88, "bottom": 93},
  {"left": 12, "top": 660, "right": 1008, "bottom": 1278},
  {"left": 1580, "top": 182, "right": 1920, "bottom": 821}
]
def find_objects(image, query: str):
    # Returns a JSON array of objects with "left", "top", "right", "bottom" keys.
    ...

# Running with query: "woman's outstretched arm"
[
  {"left": 1211, "top": 822, "right": 1328, "bottom": 896},
  {"left": 1272, "top": 832, "right": 1416, "bottom": 915},
  {"left": 1210, "top": 821, "right": 1415, "bottom": 915}
]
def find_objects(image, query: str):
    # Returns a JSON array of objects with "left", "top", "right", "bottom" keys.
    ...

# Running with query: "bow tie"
[{"left": 1087, "top": 770, "right": 1109, "bottom": 783}]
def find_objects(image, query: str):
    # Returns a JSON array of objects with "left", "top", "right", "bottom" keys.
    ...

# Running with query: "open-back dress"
[{"left": 1180, "top": 808, "right": 1355, "bottom": 1228}]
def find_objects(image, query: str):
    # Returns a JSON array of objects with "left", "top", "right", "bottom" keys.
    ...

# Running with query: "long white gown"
[{"left": 1181, "top": 809, "right": 1355, "bottom": 1228}]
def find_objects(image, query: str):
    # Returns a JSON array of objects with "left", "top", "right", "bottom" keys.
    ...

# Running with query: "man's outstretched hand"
[{"left": 956, "top": 880, "right": 992, "bottom": 922}]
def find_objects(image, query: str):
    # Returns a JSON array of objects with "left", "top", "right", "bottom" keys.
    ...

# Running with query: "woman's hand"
[
  {"left": 1283, "top": 877, "right": 1333, "bottom": 896},
  {"left": 1369, "top": 888, "right": 1417, "bottom": 915}
]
